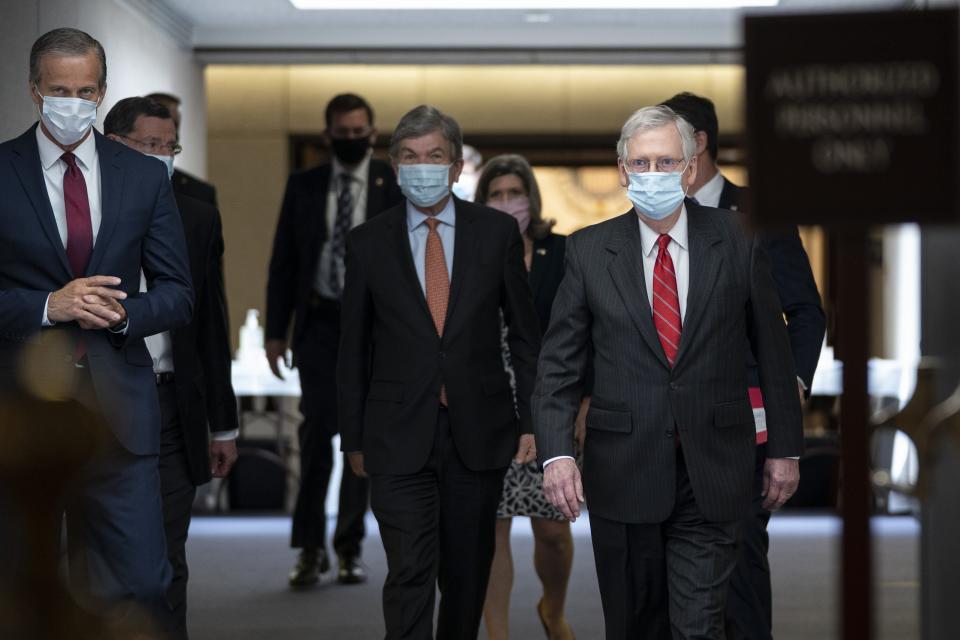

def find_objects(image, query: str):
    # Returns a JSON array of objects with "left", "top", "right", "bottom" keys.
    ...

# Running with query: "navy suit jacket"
[{"left": 0, "top": 125, "right": 193, "bottom": 455}]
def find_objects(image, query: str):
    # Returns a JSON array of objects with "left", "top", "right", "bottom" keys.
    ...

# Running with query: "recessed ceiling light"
[
  {"left": 524, "top": 12, "right": 553, "bottom": 23},
  {"left": 290, "top": 1, "right": 779, "bottom": 9}
]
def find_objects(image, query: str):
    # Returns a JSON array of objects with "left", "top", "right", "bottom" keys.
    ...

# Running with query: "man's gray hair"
[
  {"left": 617, "top": 105, "right": 696, "bottom": 163},
  {"left": 30, "top": 28, "right": 107, "bottom": 89},
  {"left": 389, "top": 105, "right": 463, "bottom": 162}
]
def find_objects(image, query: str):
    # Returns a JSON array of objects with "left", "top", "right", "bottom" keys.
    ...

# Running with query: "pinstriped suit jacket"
[{"left": 533, "top": 202, "right": 803, "bottom": 524}]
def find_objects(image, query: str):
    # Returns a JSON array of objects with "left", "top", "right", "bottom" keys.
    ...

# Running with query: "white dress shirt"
[
  {"left": 38, "top": 127, "right": 102, "bottom": 327},
  {"left": 314, "top": 153, "right": 371, "bottom": 298},
  {"left": 407, "top": 197, "right": 456, "bottom": 293},
  {"left": 691, "top": 169, "right": 725, "bottom": 209}
]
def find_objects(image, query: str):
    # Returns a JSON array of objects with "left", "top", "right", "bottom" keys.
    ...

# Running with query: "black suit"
[
  {"left": 338, "top": 197, "right": 541, "bottom": 638},
  {"left": 534, "top": 204, "right": 804, "bottom": 638},
  {"left": 266, "top": 159, "right": 402, "bottom": 558},
  {"left": 717, "top": 178, "right": 826, "bottom": 640},
  {"left": 158, "top": 193, "right": 238, "bottom": 639},
  {"left": 172, "top": 168, "right": 217, "bottom": 208},
  {"left": 529, "top": 233, "right": 567, "bottom": 336}
]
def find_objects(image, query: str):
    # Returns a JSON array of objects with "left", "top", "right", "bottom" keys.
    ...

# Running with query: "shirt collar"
[
  {"left": 638, "top": 205, "right": 688, "bottom": 258},
  {"left": 691, "top": 169, "right": 725, "bottom": 208},
  {"left": 36, "top": 124, "right": 97, "bottom": 172},
  {"left": 332, "top": 151, "right": 371, "bottom": 188},
  {"left": 407, "top": 196, "right": 456, "bottom": 232}
]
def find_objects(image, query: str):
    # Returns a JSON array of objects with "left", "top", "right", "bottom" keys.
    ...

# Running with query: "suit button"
[
  {"left": 669, "top": 383, "right": 679, "bottom": 391},
  {"left": 665, "top": 430, "right": 674, "bottom": 438}
]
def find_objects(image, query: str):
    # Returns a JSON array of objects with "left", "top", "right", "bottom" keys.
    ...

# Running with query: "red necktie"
[
  {"left": 424, "top": 217, "right": 450, "bottom": 405},
  {"left": 62, "top": 153, "right": 93, "bottom": 361},
  {"left": 652, "top": 234, "right": 682, "bottom": 367},
  {"left": 62, "top": 153, "right": 93, "bottom": 277}
]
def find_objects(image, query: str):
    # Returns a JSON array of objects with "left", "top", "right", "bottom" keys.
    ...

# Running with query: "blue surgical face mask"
[
  {"left": 398, "top": 163, "right": 452, "bottom": 208},
  {"left": 35, "top": 87, "right": 98, "bottom": 146},
  {"left": 148, "top": 154, "right": 175, "bottom": 180},
  {"left": 626, "top": 166, "right": 688, "bottom": 220}
]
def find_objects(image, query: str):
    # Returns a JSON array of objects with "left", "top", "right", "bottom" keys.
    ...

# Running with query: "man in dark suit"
[
  {"left": 104, "top": 96, "right": 240, "bottom": 640},
  {"left": 662, "top": 92, "right": 826, "bottom": 640},
  {"left": 535, "top": 105, "right": 804, "bottom": 639},
  {"left": 0, "top": 29, "right": 193, "bottom": 631},
  {"left": 266, "top": 93, "right": 404, "bottom": 587},
  {"left": 146, "top": 92, "right": 218, "bottom": 207},
  {"left": 338, "top": 104, "right": 541, "bottom": 638}
]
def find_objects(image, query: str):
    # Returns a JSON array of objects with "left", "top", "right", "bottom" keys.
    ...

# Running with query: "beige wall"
[{"left": 208, "top": 63, "right": 747, "bottom": 346}]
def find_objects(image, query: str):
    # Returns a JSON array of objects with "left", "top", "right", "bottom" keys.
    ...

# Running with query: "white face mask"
[
  {"left": 35, "top": 87, "right": 98, "bottom": 146},
  {"left": 147, "top": 154, "right": 175, "bottom": 180},
  {"left": 398, "top": 163, "right": 452, "bottom": 208}
]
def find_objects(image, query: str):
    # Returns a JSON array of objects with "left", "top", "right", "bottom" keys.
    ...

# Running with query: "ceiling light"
[{"left": 291, "top": 1, "right": 779, "bottom": 9}]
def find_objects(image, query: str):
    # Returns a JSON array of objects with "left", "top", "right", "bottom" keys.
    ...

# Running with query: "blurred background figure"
[
  {"left": 452, "top": 143, "right": 483, "bottom": 201},
  {"left": 146, "top": 91, "right": 218, "bottom": 207},
  {"left": 475, "top": 154, "right": 583, "bottom": 640},
  {"left": 104, "top": 96, "right": 241, "bottom": 640},
  {"left": 265, "top": 93, "right": 403, "bottom": 589}
]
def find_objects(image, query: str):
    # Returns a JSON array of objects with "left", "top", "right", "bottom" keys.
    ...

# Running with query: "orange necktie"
[{"left": 424, "top": 217, "right": 449, "bottom": 404}]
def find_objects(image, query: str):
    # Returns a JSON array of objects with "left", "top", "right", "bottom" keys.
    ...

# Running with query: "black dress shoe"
[
  {"left": 288, "top": 548, "right": 330, "bottom": 588},
  {"left": 337, "top": 554, "right": 367, "bottom": 584}
]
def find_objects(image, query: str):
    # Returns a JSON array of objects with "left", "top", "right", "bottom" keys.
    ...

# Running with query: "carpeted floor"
[{"left": 184, "top": 514, "right": 919, "bottom": 639}]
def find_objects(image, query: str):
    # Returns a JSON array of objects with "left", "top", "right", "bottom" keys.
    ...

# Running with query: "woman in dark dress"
[{"left": 477, "top": 155, "right": 587, "bottom": 640}]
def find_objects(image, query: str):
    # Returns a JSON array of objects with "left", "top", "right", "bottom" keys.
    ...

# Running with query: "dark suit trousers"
[
  {"left": 291, "top": 300, "right": 369, "bottom": 556},
  {"left": 590, "top": 448, "right": 741, "bottom": 640},
  {"left": 158, "top": 380, "right": 198, "bottom": 640},
  {"left": 65, "top": 366, "right": 172, "bottom": 634},
  {"left": 370, "top": 409, "right": 506, "bottom": 640},
  {"left": 725, "top": 445, "right": 773, "bottom": 640}
]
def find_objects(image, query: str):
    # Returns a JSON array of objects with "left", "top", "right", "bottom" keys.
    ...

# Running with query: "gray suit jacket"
[{"left": 533, "top": 202, "right": 803, "bottom": 524}]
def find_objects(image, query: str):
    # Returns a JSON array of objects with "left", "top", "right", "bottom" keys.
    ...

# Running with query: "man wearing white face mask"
[
  {"left": 533, "top": 105, "right": 804, "bottom": 639},
  {"left": 338, "top": 104, "right": 541, "bottom": 638},
  {"left": 0, "top": 28, "right": 193, "bottom": 634},
  {"left": 104, "top": 96, "right": 239, "bottom": 640}
]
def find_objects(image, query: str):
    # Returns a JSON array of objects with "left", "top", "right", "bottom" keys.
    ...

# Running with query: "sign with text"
[{"left": 744, "top": 9, "right": 959, "bottom": 225}]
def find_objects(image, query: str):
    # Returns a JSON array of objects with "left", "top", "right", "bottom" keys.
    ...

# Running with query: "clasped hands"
[{"left": 47, "top": 276, "right": 127, "bottom": 329}]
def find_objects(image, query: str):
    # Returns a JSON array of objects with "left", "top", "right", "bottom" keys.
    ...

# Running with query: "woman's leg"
[
  {"left": 531, "top": 517, "right": 575, "bottom": 638},
  {"left": 483, "top": 518, "right": 514, "bottom": 639}
]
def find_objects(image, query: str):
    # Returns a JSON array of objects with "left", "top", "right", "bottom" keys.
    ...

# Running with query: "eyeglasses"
[
  {"left": 119, "top": 135, "right": 182, "bottom": 156},
  {"left": 623, "top": 157, "right": 684, "bottom": 173}
]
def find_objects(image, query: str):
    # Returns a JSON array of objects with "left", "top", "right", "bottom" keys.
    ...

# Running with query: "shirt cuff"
[
  {"left": 212, "top": 429, "right": 239, "bottom": 441},
  {"left": 797, "top": 375, "right": 808, "bottom": 391},
  {"left": 42, "top": 294, "right": 55, "bottom": 327},
  {"left": 108, "top": 319, "right": 129, "bottom": 335},
  {"left": 543, "top": 455, "right": 576, "bottom": 468}
]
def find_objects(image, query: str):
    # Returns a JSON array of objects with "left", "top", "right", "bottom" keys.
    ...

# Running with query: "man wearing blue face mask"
[
  {"left": 0, "top": 28, "right": 193, "bottom": 634},
  {"left": 338, "top": 104, "right": 541, "bottom": 638},
  {"left": 534, "top": 105, "right": 804, "bottom": 639},
  {"left": 104, "top": 96, "right": 239, "bottom": 640}
]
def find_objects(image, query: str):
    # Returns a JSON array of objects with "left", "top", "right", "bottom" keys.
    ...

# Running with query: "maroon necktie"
[
  {"left": 62, "top": 153, "right": 93, "bottom": 277},
  {"left": 652, "top": 234, "right": 682, "bottom": 367},
  {"left": 62, "top": 153, "right": 93, "bottom": 361}
]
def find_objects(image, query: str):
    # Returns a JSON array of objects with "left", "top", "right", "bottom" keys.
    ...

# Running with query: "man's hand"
[
  {"left": 514, "top": 434, "right": 537, "bottom": 464},
  {"left": 762, "top": 457, "right": 800, "bottom": 511},
  {"left": 210, "top": 439, "right": 238, "bottom": 478},
  {"left": 575, "top": 397, "right": 591, "bottom": 452},
  {"left": 48, "top": 276, "right": 127, "bottom": 329},
  {"left": 347, "top": 452, "right": 368, "bottom": 478},
  {"left": 543, "top": 458, "right": 584, "bottom": 522},
  {"left": 266, "top": 339, "right": 288, "bottom": 380}
]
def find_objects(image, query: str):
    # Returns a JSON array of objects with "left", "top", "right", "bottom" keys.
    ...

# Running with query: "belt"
[{"left": 155, "top": 372, "right": 175, "bottom": 385}]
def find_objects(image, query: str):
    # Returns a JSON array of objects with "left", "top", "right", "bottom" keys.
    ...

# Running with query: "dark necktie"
[
  {"left": 328, "top": 172, "right": 353, "bottom": 296},
  {"left": 425, "top": 217, "right": 450, "bottom": 405},
  {"left": 652, "top": 234, "right": 682, "bottom": 367},
  {"left": 62, "top": 153, "right": 93, "bottom": 277},
  {"left": 62, "top": 152, "right": 93, "bottom": 361}
]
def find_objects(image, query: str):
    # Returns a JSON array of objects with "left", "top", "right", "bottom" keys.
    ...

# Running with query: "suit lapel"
[
  {"left": 10, "top": 126, "right": 72, "bottom": 278},
  {"left": 528, "top": 236, "right": 546, "bottom": 297},
  {"left": 365, "top": 162, "right": 389, "bottom": 221},
  {"left": 674, "top": 205, "right": 723, "bottom": 369},
  {"left": 87, "top": 133, "right": 122, "bottom": 276},
  {"left": 387, "top": 207, "right": 434, "bottom": 326},
  {"left": 605, "top": 211, "right": 669, "bottom": 368},
  {"left": 443, "top": 198, "right": 477, "bottom": 332}
]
